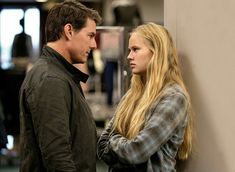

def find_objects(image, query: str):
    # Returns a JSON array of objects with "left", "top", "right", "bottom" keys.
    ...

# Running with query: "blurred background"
[{"left": 1, "top": 0, "right": 235, "bottom": 172}]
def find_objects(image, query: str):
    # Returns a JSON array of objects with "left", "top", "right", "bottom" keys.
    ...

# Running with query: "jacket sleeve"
[
  {"left": 27, "top": 76, "right": 76, "bottom": 171},
  {"left": 109, "top": 92, "right": 188, "bottom": 164},
  {"left": 97, "top": 117, "right": 119, "bottom": 166}
]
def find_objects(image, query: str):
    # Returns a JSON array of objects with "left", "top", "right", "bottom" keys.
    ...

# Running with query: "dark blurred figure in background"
[
  {"left": 111, "top": 0, "right": 142, "bottom": 27},
  {"left": 0, "top": 104, "right": 8, "bottom": 149},
  {"left": 11, "top": 17, "right": 33, "bottom": 59}
]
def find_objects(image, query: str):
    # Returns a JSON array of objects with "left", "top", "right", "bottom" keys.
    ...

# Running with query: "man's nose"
[{"left": 90, "top": 39, "right": 97, "bottom": 49}]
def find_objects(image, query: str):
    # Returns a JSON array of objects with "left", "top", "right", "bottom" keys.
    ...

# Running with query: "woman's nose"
[{"left": 127, "top": 52, "right": 133, "bottom": 60}]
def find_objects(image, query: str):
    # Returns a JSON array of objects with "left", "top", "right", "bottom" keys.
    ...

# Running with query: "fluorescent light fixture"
[{"left": 35, "top": 0, "right": 48, "bottom": 2}]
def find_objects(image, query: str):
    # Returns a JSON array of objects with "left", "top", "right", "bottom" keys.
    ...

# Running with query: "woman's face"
[{"left": 127, "top": 33, "right": 153, "bottom": 78}]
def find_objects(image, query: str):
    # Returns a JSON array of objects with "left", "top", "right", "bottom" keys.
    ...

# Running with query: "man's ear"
[{"left": 64, "top": 23, "right": 73, "bottom": 40}]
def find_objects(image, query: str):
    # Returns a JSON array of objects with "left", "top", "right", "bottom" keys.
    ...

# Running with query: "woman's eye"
[
  {"left": 128, "top": 47, "right": 139, "bottom": 53},
  {"left": 133, "top": 48, "right": 139, "bottom": 52}
]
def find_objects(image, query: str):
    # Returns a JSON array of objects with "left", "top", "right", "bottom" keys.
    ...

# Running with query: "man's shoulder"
[
  {"left": 24, "top": 58, "right": 68, "bottom": 88},
  {"left": 31, "top": 57, "right": 65, "bottom": 76}
]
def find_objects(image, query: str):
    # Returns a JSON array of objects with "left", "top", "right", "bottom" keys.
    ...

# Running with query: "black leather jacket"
[{"left": 19, "top": 46, "right": 97, "bottom": 172}]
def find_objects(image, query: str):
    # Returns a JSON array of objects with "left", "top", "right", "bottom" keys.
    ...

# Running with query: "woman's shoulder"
[
  {"left": 151, "top": 84, "right": 186, "bottom": 108},
  {"left": 162, "top": 83, "right": 185, "bottom": 97}
]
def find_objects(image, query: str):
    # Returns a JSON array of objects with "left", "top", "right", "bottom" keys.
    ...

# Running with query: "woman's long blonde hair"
[{"left": 112, "top": 23, "right": 193, "bottom": 160}]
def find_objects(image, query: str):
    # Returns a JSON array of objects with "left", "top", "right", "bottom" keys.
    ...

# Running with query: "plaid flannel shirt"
[{"left": 97, "top": 84, "right": 189, "bottom": 172}]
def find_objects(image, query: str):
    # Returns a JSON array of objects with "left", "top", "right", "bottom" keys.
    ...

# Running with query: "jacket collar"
[{"left": 41, "top": 45, "right": 89, "bottom": 84}]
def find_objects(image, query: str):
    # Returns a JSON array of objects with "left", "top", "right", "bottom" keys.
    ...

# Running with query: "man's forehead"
[{"left": 82, "top": 18, "right": 96, "bottom": 32}]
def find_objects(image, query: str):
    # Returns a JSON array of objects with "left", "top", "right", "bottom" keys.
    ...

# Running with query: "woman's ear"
[{"left": 64, "top": 23, "right": 73, "bottom": 40}]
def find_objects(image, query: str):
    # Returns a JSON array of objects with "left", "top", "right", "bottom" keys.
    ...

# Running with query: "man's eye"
[{"left": 88, "top": 33, "right": 95, "bottom": 39}]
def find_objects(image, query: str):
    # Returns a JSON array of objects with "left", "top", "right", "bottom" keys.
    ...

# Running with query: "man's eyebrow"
[{"left": 89, "top": 32, "right": 96, "bottom": 37}]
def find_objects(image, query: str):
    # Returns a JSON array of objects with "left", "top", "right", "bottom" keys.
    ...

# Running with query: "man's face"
[{"left": 68, "top": 18, "right": 97, "bottom": 64}]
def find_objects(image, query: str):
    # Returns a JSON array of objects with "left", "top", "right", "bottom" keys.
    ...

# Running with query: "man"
[{"left": 19, "top": 1, "right": 101, "bottom": 171}]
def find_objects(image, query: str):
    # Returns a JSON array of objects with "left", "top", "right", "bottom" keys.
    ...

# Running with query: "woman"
[{"left": 97, "top": 23, "right": 193, "bottom": 172}]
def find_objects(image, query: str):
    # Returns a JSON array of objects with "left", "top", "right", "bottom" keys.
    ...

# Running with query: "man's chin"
[
  {"left": 75, "top": 62, "right": 85, "bottom": 64},
  {"left": 73, "top": 59, "right": 87, "bottom": 64}
]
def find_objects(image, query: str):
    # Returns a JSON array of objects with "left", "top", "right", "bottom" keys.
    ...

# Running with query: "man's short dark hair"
[{"left": 45, "top": 0, "right": 102, "bottom": 42}]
